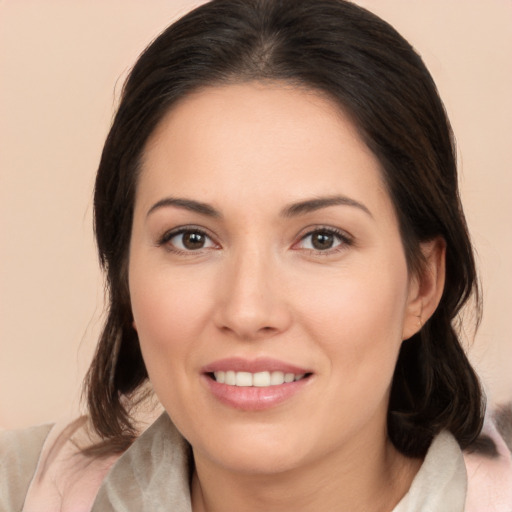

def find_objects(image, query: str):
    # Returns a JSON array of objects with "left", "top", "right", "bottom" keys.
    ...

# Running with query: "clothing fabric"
[
  {"left": 0, "top": 423, "right": 52, "bottom": 512},
  {"left": 1, "top": 413, "right": 467, "bottom": 512}
]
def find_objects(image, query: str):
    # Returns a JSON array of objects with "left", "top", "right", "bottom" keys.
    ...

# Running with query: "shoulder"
[
  {"left": 464, "top": 403, "right": 512, "bottom": 512},
  {"left": 92, "top": 413, "right": 191, "bottom": 511},
  {"left": 21, "top": 417, "right": 122, "bottom": 512},
  {"left": 0, "top": 418, "right": 122, "bottom": 512},
  {"left": 0, "top": 423, "right": 54, "bottom": 512},
  {"left": 394, "top": 431, "right": 467, "bottom": 512}
]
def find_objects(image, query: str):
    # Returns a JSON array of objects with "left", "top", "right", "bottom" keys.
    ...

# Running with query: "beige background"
[{"left": 1, "top": 0, "right": 511, "bottom": 429}]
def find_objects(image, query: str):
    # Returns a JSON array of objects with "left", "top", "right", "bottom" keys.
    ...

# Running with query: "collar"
[
  {"left": 92, "top": 414, "right": 467, "bottom": 512},
  {"left": 392, "top": 430, "right": 467, "bottom": 512},
  {"left": 92, "top": 413, "right": 192, "bottom": 512}
]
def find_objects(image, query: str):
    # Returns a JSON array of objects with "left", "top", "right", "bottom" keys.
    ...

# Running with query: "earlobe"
[{"left": 402, "top": 237, "right": 446, "bottom": 340}]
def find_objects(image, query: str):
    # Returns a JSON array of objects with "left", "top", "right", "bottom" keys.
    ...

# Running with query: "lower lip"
[{"left": 203, "top": 375, "right": 311, "bottom": 411}]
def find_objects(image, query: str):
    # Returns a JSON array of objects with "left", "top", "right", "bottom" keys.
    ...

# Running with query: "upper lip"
[{"left": 202, "top": 357, "right": 311, "bottom": 375}]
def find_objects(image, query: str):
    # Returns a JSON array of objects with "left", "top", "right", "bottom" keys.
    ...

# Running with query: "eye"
[
  {"left": 159, "top": 228, "right": 217, "bottom": 252},
  {"left": 295, "top": 228, "right": 352, "bottom": 252}
]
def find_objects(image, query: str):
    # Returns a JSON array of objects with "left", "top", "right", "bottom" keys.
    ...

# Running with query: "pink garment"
[
  {"left": 465, "top": 413, "right": 512, "bottom": 512},
  {"left": 21, "top": 414, "right": 512, "bottom": 511},
  {"left": 22, "top": 418, "right": 120, "bottom": 512}
]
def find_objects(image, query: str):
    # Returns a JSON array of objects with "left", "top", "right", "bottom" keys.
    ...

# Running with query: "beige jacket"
[{"left": 0, "top": 413, "right": 467, "bottom": 512}]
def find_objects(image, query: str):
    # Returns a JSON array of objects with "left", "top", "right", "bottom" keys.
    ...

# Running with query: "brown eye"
[
  {"left": 296, "top": 228, "right": 351, "bottom": 253},
  {"left": 311, "top": 232, "right": 335, "bottom": 250},
  {"left": 182, "top": 231, "right": 206, "bottom": 250},
  {"left": 162, "top": 228, "right": 217, "bottom": 252}
]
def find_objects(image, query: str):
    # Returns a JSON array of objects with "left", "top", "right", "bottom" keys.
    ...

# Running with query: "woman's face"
[{"left": 129, "top": 83, "right": 425, "bottom": 475}]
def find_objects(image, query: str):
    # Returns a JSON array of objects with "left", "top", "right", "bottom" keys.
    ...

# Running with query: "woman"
[{"left": 1, "top": 0, "right": 486, "bottom": 510}]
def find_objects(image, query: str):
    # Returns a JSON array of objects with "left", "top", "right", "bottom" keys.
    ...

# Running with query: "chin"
[
  {"left": 213, "top": 447, "right": 306, "bottom": 476},
  {"left": 191, "top": 424, "right": 311, "bottom": 475}
]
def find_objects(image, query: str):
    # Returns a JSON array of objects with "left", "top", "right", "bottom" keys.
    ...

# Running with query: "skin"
[{"left": 129, "top": 82, "right": 445, "bottom": 512}]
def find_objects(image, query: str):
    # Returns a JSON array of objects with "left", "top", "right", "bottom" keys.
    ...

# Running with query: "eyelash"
[
  {"left": 157, "top": 226, "right": 218, "bottom": 255},
  {"left": 294, "top": 226, "right": 353, "bottom": 255},
  {"left": 157, "top": 226, "right": 353, "bottom": 255}
]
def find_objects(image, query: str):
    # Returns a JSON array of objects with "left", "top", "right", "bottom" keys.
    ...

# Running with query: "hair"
[{"left": 85, "top": 0, "right": 484, "bottom": 457}]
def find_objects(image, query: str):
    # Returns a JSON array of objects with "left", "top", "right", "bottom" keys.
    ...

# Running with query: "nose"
[{"left": 213, "top": 246, "right": 292, "bottom": 341}]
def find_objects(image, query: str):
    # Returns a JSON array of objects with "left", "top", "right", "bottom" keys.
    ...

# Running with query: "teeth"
[
  {"left": 236, "top": 371, "right": 253, "bottom": 387},
  {"left": 270, "top": 371, "right": 284, "bottom": 385},
  {"left": 213, "top": 370, "right": 306, "bottom": 387},
  {"left": 253, "top": 371, "right": 270, "bottom": 387}
]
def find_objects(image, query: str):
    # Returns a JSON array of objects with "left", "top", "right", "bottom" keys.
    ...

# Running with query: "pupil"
[
  {"left": 312, "top": 232, "right": 333, "bottom": 250},
  {"left": 183, "top": 232, "right": 205, "bottom": 249}
]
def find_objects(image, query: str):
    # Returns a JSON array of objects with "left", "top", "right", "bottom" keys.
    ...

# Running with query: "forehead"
[{"left": 137, "top": 82, "right": 390, "bottom": 217}]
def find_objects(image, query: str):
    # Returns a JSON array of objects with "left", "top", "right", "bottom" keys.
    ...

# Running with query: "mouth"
[
  {"left": 201, "top": 358, "right": 313, "bottom": 410},
  {"left": 208, "top": 370, "right": 310, "bottom": 387}
]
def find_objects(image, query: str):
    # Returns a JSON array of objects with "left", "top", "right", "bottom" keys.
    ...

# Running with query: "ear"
[
  {"left": 132, "top": 320, "right": 138, "bottom": 331},
  {"left": 402, "top": 237, "right": 446, "bottom": 340}
]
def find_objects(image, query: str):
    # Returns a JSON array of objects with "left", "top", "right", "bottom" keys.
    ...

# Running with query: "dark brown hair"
[{"left": 85, "top": 0, "right": 484, "bottom": 457}]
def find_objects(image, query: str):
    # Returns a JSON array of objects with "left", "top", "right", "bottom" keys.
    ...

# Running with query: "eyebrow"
[
  {"left": 281, "top": 195, "right": 373, "bottom": 218},
  {"left": 146, "top": 194, "right": 372, "bottom": 219},
  {"left": 147, "top": 197, "right": 221, "bottom": 218}
]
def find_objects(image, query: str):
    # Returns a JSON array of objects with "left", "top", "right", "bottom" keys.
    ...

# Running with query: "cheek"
[
  {"left": 293, "top": 259, "right": 410, "bottom": 402},
  {"left": 296, "top": 263, "right": 409, "bottom": 351},
  {"left": 129, "top": 263, "right": 214, "bottom": 388},
  {"left": 130, "top": 255, "right": 214, "bottom": 336}
]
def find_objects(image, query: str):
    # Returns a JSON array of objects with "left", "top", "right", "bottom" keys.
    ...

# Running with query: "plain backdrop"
[{"left": 1, "top": 0, "right": 511, "bottom": 429}]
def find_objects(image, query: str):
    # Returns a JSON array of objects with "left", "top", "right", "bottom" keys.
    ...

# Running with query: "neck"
[{"left": 191, "top": 429, "right": 421, "bottom": 512}]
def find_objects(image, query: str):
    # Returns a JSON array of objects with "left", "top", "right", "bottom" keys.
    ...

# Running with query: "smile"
[
  {"left": 202, "top": 358, "right": 313, "bottom": 411},
  {"left": 212, "top": 370, "right": 307, "bottom": 387}
]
